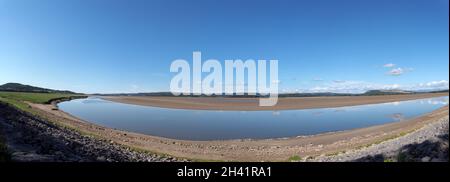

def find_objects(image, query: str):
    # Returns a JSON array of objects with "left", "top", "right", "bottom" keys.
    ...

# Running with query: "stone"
[{"left": 421, "top": 156, "right": 431, "bottom": 162}]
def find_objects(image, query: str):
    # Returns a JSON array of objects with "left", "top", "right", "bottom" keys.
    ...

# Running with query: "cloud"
[
  {"left": 383, "top": 63, "right": 395, "bottom": 68},
  {"left": 382, "top": 63, "right": 413, "bottom": 76},
  {"left": 388, "top": 68, "right": 404, "bottom": 76},
  {"left": 387, "top": 67, "right": 414, "bottom": 76},
  {"left": 296, "top": 80, "right": 448, "bottom": 94},
  {"left": 413, "top": 80, "right": 449, "bottom": 91},
  {"left": 307, "top": 81, "right": 383, "bottom": 93},
  {"left": 313, "top": 78, "right": 324, "bottom": 81},
  {"left": 332, "top": 80, "right": 346, "bottom": 83}
]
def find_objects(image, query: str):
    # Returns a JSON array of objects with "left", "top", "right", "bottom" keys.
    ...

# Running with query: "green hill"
[{"left": 0, "top": 83, "right": 76, "bottom": 94}]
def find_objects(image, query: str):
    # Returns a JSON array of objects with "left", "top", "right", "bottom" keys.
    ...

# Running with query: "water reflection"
[
  {"left": 272, "top": 111, "right": 281, "bottom": 116},
  {"left": 388, "top": 113, "right": 405, "bottom": 121}
]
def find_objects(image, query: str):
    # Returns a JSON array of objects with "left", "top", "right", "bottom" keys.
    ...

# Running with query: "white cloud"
[
  {"left": 383, "top": 63, "right": 396, "bottom": 68},
  {"left": 312, "top": 78, "right": 324, "bottom": 81},
  {"left": 388, "top": 68, "right": 404, "bottom": 76},
  {"left": 296, "top": 80, "right": 448, "bottom": 94},
  {"left": 412, "top": 80, "right": 449, "bottom": 91},
  {"left": 332, "top": 80, "right": 346, "bottom": 83},
  {"left": 387, "top": 67, "right": 414, "bottom": 76},
  {"left": 308, "top": 81, "right": 382, "bottom": 93}
]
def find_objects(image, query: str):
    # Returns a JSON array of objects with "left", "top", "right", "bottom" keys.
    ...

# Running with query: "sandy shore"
[
  {"left": 103, "top": 92, "right": 448, "bottom": 111},
  {"left": 307, "top": 116, "right": 448, "bottom": 162},
  {"left": 0, "top": 103, "right": 182, "bottom": 162},
  {"left": 27, "top": 95, "right": 449, "bottom": 161}
]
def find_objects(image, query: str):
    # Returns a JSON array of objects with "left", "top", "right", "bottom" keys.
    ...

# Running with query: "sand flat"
[{"left": 103, "top": 92, "right": 448, "bottom": 111}]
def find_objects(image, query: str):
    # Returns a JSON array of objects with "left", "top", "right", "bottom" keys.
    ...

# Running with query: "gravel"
[
  {"left": 306, "top": 116, "right": 449, "bottom": 162},
  {"left": 0, "top": 103, "right": 187, "bottom": 162}
]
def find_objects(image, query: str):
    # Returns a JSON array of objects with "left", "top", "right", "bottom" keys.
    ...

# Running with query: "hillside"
[{"left": 0, "top": 83, "right": 76, "bottom": 94}]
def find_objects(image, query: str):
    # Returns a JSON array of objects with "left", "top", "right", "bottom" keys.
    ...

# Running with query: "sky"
[{"left": 0, "top": 0, "right": 448, "bottom": 94}]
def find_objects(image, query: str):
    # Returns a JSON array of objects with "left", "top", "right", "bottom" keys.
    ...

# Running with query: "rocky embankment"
[
  {"left": 0, "top": 103, "right": 185, "bottom": 162},
  {"left": 307, "top": 116, "right": 449, "bottom": 162}
]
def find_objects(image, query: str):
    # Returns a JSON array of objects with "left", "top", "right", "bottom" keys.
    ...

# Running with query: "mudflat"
[{"left": 103, "top": 92, "right": 448, "bottom": 111}]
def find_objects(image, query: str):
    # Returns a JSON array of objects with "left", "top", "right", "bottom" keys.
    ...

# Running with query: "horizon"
[
  {"left": 1, "top": 82, "right": 448, "bottom": 95},
  {"left": 1, "top": 0, "right": 449, "bottom": 94}
]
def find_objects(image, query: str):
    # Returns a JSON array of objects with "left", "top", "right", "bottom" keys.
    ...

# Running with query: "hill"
[
  {"left": 0, "top": 83, "right": 76, "bottom": 94},
  {"left": 363, "top": 89, "right": 415, "bottom": 95}
]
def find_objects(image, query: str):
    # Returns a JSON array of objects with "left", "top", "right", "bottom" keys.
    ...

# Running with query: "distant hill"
[
  {"left": 363, "top": 89, "right": 415, "bottom": 95},
  {"left": 0, "top": 83, "right": 77, "bottom": 94}
]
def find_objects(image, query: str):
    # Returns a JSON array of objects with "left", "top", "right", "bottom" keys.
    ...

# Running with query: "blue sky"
[{"left": 0, "top": 0, "right": 448, "bottom": 93}]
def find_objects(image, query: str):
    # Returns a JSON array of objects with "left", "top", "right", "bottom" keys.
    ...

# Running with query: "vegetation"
[
  {"left": 288, "top": 155, "right": 302, "bottom": 161},
  {"left": 0, "top": 83, "right": 76, "bottom": 94},
  {"left": 0, "top": 91, "right": 81, "bottom": 104},
  {"left": 0, "top": 82, "right": 84, "bottom": 111},
  {"left": 0, "top": 91, "right": 85, "bottom": 113}
]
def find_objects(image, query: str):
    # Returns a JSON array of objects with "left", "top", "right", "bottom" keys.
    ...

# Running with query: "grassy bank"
[
  {"left": 0, "top": 91, "right": 85, "bottom": 111},
  {"left": 0, "top": 91, "right": 86, "bottom": 161}
]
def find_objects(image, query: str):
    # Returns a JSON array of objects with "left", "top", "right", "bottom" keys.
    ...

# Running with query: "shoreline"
[
  {"left": 0, "top": 102, "right": 183, "bottom": 162},
  {"left": 307, "top": 116, "right": 448, "bottom": 162},
  {"left": 26, "top": 96, "right": 449, "bottom": 161}
]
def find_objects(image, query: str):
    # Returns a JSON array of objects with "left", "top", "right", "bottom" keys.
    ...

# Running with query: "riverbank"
[
  {"left": 0, "top": 102, "right": 184, "bottom": 162},
  {"left": 27, "top": 97, "right": 448, "bottom": 161},
  {"left": 103, "top": 92, "right": 448, "bottom": 111},
  {"left": 306, "top": 116, "right": 449, "bottom": 162}
]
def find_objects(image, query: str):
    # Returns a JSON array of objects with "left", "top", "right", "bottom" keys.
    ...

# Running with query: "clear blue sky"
[{"left": 0, "top": 0, "right": 448, "bottom": 93}]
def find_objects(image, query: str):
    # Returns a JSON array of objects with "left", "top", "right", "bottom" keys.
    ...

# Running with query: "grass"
[
  {"left": 288, "top": 155, "right": 302, "bottom": 161},
  {"left": 325, "top": 151, "right": 346, "bottom": 157},
  {"left": 0, "top": 91, "right": 84, "bottom": 112},
  {"left": 0, "top": 91, "right": 82, "bottom": 104}
]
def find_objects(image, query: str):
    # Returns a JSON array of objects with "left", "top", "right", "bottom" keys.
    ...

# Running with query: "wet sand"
[{"left": 103, "top": 92, "right": 448, "bottom": 111}]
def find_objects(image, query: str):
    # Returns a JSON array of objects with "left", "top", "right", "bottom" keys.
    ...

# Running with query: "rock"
[
  {"left": 0, "top": 103, "right": 186, "bottom": 162},
  {"left": 430, "top": 158, "right": 444, "bottom": 162},
  {"left": 96, "top": 156, "right": 106, "bottom": 162},
  {"left": 421, "top": 156, "right": 431, "bottom": 162}
]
